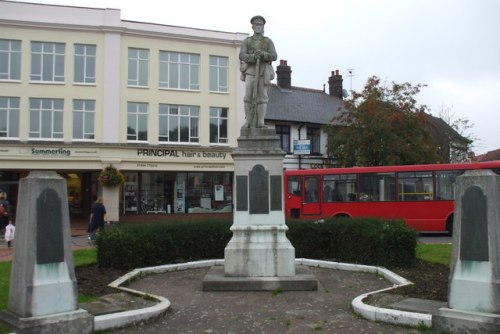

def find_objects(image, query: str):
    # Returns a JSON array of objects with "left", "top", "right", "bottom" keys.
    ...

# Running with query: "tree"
[
  {"left": 325, "top": 76, "right": 441, "bottom": 167},
  {"left": 435, "top": 105, "right": 474, "bottom": 162}
]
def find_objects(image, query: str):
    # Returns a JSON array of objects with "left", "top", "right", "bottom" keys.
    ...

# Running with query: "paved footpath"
[{"left": 110, "top": 266, "right": 422, "bottom": 334}]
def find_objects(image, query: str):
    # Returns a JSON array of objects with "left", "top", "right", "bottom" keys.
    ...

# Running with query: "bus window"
[
  {"left": 436, "top": 170, "right": 463, "bottom": 200},
  {"left": 304, "top": 176, "right": 319, "bottom": 203},
  {"left": 288, "top": 176, "right": 301, "bottom": 196},
  {"left": 398, "top": 171, "right": 433, "bottom": 201},
  {"left": 359, "top": 173, "right": 396, "bottom": 201},
  {"left": 323, "top": 174, "right": 357, "bottom": 202}
]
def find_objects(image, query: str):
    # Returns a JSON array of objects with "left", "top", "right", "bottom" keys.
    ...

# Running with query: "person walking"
[
  {"left": 0, "top": 192, "right": 10, "bottom": 236},
  {"left": 4, "top": 220, "right": 15, "bottom": 248},
  {"left": 88, "top": 196, "right": 108, "bottom": 244}
]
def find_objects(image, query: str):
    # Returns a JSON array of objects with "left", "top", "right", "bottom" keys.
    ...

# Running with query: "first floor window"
[
  {"left": 159, "top": 104, "right": 199, "bottom": 143},
  {"left": 209, "top": 107, "right": 228, "bottom": 144},
  {"left": 127, "top": 102, "right": 148, "bottom": 141},
  {"left": 307, "top": 127, "right": 321, "bottom": 154},
  {"left": 275, "top": 124, "right": 291, "bottom": 152},
  {"left": 29, "top": 98, "right": 64, "bottom": 139},
  {"left": 0, "top": 97, "right": 20, "bottom": 138},
  {"left": 30, "top": 42, "right": 65, "bottom": 82},
  {"left": 0, "top": 39, "right": 21, "bottom": 80},
  {"left": 73, "top": 99, "right": 95, "bottom": 140}
]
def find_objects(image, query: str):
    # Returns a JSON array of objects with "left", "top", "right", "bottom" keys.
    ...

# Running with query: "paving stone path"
[{"left": 110, "top": 267, "right": 422, "bottom": 333}]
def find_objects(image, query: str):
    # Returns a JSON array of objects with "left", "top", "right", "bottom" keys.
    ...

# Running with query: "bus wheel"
[
  {"left": 291, "top": 209, "right": 300, "bottom": 219},
  {"left": 446, "top": 215, "right": 454, "bottom": 236},
  {"left": 334, "top": 213, "right": 350, "bottom": 219}
]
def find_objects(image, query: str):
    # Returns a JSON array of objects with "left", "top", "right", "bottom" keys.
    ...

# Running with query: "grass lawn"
[{"left": 416, "top": 243, "right": 452, "bottom": 266}]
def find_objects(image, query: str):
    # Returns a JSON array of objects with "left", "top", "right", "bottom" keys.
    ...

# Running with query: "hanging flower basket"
[{"left": 98, "top": 165, "right": 125, "bottom": 187}]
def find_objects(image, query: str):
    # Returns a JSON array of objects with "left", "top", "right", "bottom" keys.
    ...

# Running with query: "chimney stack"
[
  {"left": 328, "top": 69, "right": 344, "bottom": 99},
  {"left": 276, "top": 59, "right": 292, "bottom": 89}
]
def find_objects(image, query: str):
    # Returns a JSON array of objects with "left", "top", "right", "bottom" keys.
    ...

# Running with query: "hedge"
[{"left": 96, "top": 217, "right": 417, "bottom": 269}]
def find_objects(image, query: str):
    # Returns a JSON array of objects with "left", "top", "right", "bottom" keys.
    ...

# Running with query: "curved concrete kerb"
[{"left": 97, "top": 258, "right": 432, "bottom": 331}]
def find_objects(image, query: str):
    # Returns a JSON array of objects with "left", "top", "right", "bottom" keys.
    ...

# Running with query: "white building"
[{"left": 0, "top": 1, "right": 247, "bottom": 220}]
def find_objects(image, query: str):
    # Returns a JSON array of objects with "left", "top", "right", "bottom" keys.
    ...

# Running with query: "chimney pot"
[
  {"left": 328, "top": 69, "right": 344, "bottom": 99},
  {"left": 276, "top": 59, "right": 292, "bottom": 89}
]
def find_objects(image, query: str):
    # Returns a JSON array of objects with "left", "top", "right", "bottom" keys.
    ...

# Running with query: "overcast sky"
[{"left": 11, "top": 0, "right": 500, "bottom": 155}]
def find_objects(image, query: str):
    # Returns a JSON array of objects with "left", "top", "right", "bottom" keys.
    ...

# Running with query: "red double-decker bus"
[{"left": 284, "top": 161, "right": 500, "bottom": 234}]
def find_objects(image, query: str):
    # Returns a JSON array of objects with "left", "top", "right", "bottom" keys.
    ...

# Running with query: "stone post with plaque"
[
  {"left": 433, "top": 169, "right": 500, "bottom": 333},
  {"left": 0, "top": 171, "right": 94, "bottom": 334},
  {"left": 203, "top": 128, "right": 317, "bottom": 291}
]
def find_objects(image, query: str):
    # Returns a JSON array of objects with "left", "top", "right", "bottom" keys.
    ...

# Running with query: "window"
[
  {"left": 209, "top": 55, "right": 228, "bottom": 92},
  {"left": 127, "top": 102, "right": 148, "bottom": 141},
  {"left": 159, "top": 104, "right": 199, "bottom": 143},
  {"left": 287, "top": 176, "right": 301, "bottom": 196},
  {"left": 323, "top": 174, "right": 357, "bottom": 202},
  {"left": 398, "top": 171, "right": 434, "bottom": 201},
  {"left": 275, "top": 125, "right": 291, "bottom": 152},
  {"left": 359, "top": 172, "right": 396, "bottom": 201},
  {"left": 436, "top": 170, "right": 463, "bottom": 200},
  {"left": 73, "top": 99, "right": 95, "bottom": 140},
  {"left": 0, "top": 39, "right": 21, "bottom": 80},
  {"left": 30, "top": 42, "right": 65, "bottom": 82},
  {"left": 74, "top": 44, "right": 96, "bottom": 84},
  {"left": 159, "top": 51, "right": 199, "bottom": 90},
  {"left": 304, "top": 176, "right": 319, "bottom": 203},
  {"left": 128, "top": 48, "right": 149, "bottom": 87},
  {"left": 209, "top": 107, "right": 228, "bottom": 144},
  {"left": 0, "top": 97, "right": 20, "bottom": 138},
  {"left": 29, "top": 98, "right": 64, "bottom": 139},
  {"left": 307, "top": 127, "right": 321, "bottom": 154}
]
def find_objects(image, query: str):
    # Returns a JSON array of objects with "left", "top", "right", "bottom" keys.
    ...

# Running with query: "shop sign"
[
  {"left": 29, "top": 147, "right": 99, "bottom": 157},
  {"left": 137, "top": 148, "right": 228, "bottom": 160}
]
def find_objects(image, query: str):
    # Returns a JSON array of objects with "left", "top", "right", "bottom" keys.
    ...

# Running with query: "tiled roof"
[
  {"left": 475, "top": 149, "right": 500, "bottom": 162},
  {"left": 266, "top": 85, "right": 345, "bottom": 125}
]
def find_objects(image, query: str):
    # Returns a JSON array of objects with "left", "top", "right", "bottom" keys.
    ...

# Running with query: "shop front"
[
  {"left": 0, "top": 144, "right": 234, "bottom": 221},
  {"left": 122, "top": 171, "right": 232, "bottom": 215}
]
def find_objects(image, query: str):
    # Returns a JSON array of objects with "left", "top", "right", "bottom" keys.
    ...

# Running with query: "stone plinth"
[
  {"left": 0, "top": 171, "right": 93, "bottom": 334},
  {"left": 203, "top": 128, "right": 317, "bottom": 291},
  {"left": 433, "top": 169, "right": 500, "bottom": 334}
]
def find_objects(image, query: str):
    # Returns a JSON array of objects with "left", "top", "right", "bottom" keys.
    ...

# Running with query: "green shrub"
[
  {"left": 287, "top": 217, "right": 417, "bottom": 268},
  {"left": 96, "top": 218, "right": 232, "bottom": 269},
  {"left": 97, "top": 216, "right": 416, "bottom": 270}
]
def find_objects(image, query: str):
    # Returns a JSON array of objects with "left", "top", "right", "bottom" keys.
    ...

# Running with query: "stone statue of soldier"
[{"left": 239, "top": 15, "right": 277, "bottom": 128}]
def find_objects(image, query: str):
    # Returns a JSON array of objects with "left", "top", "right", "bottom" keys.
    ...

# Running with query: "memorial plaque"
[
  {"left": 236, "top": 175, "right": 248, "bottom": 211},
  {"left": 270, "top": 175, "right": 282, "bottom": 211},
  {"left": 37, "top": 188, "right": 64, "bottom": 264},
  {"left": 249, "top": 164, "right": 269, "bottom": 214},
  {"left": 460, "top": 186, "right": 489, "bottom": 261}
]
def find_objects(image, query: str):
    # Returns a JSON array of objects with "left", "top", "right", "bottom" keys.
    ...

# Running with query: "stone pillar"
[
  {"left": 102, "top": 185, "right": 120, "bottom": 222},
  {"left": 0, "top": 171, "right": 94, "bottom": 334},
  {"left": 433, "top": 169, "right": 500, "bottom": 333},
  {"left": 225, "top": 128, "right": 295, "bottom": 277},
  {"left": 202, "top": 128, "right": 317, "bottom": 291}
]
